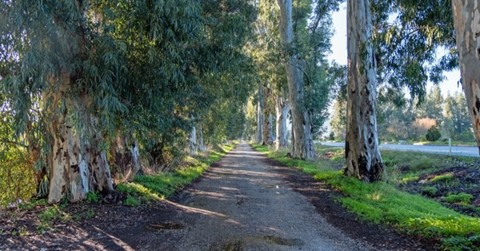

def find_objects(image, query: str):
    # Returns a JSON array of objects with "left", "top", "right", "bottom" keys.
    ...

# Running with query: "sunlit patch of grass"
[
  {"left": 430, "top": 172, "right": 455, "bottom": 183},
  {"left": 401, "top": 176, "right": 419, "bottom": 183},
  {"left": 252, "top": 143, "right": 480, "bottom": 250},
  {"left": 443, "top": 193, "right": 474, "bottom": 205}
]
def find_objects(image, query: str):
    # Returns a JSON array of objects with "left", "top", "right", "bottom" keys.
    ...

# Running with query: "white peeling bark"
[
  {"left": 275, "top": 97, "right": 290, "bottom": 150},
  {"left": 48, "top": 110, "right": 88, "bottom": 203},
  {"left": 452, "top": 0, "right": 480, "bottom": 153},
  {"left": 277, "top": 0, "right": 315, "bottom": 160},
  {"left": 345, "top": 0, "right": 384, "bottom": 181}
]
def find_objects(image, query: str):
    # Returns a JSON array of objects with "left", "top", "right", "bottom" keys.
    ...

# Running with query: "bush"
[{"left": 426, "top": 126, "right": 441, "bottom": 141}]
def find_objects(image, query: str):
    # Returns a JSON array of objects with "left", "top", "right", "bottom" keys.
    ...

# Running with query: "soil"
[
  {"left": 399, "top": 162, "right": 480, "bottom": 217},
  {"left": 0, "top": 143, "right": 435, "bottom": 250}
]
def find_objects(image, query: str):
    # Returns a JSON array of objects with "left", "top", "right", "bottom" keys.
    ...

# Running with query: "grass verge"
[
  {"left": 252, "top": 144, "right": 480, "bottom": 250},
  {"left": 117, "top": 142, "right": 236, "bottom": 205}
]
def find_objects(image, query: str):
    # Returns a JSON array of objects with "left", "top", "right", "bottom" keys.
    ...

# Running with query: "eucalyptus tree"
[
  {"left": 451, "top": 0, "right": 480, "bottom": 151},
  {"left": 345, "top": 0, "right": 384, "bottom": 181},
  {"left": 0, "top": 0, "right": 131, "bottom": 202},
  {"left": 371, "top": 0, "right": 456, "bottom": 101},
  {"left": 277, "top": 0, "right": 315, "bottom": 159}
]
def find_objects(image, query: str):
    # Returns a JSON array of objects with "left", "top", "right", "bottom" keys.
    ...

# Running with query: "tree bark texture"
[
  {"left": 256, "top": 84, "right": 265, "bottom": 144},
  {"left": 277, "top": 0, "right": 315, "bottom": 160},
  {"left": 189, "top": 119, "right": 198, "bottom": 155},
  {"left": 275, "top": 96, "right": 290, "bottom": 150},
  {"left": 268, "top": 113, "right": 275, "bottom": 143},
  {"left": 452, "top": 0, "right": 480, "bottom": 153},
  {"left": 345, "top": 0, "right": 384, "bottom": 181},
  {"left": 111, "top": 134, "right": 142, "bottom": 182},
  {"left": 197, "top": 122, "right": 206, "bottom": 152}
]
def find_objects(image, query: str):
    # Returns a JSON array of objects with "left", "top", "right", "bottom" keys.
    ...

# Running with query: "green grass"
[
  {"left": 117, "top": 142, "right": 236, "bottom": 205},
  {"left": 252, "top": 144, "right": 480, "bottom": 250},
  {"left": 444, "top": 193, "right": 474, "bottom": 205},
  {"left": 430, "top": 172, "right": 455, "bottom": 183}
]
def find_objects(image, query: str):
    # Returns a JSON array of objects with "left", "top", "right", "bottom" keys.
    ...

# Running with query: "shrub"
[{"left": 426, "top": 126, "right": 441, "bottom": 141}]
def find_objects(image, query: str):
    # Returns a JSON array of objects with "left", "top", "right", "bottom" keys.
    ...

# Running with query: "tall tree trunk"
[
  {"left": 277, "top": 0, "right": 315, "bottom": 160},
  {"left": 452, "top": 0, "right": 480, "bottom": 153},
  {"left": 345, "top": 0, "right": 384, "bottom": 182},
  {"left": 256, "top": 84, "right": 265, "bottom": 144},
  {"left": 275, "top": 96, "right": 290, "bottom": 150}
]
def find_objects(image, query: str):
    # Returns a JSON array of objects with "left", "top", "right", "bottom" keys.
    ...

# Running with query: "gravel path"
[{"left": 160, "top": 143, "right": 376, "bottom": 251}]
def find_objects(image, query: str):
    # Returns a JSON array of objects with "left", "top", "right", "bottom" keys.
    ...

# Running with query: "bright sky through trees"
[{"left": 327, "top": 3, "right": 463, "bottom": 97}]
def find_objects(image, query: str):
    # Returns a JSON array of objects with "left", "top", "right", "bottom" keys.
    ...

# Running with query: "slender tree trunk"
[
  {"left": 189, "top": 117, "right": 198, "bottom": 155},
  {"left": 303, "top": 110, "right": 316, "bottom": 159},
  {"left": 256, "top": 84, "right": 265, "bottom": 144},
  {"left": 198, "top": 122, "right": 206, "bottom": 152},
  {"left": 277, "top": 0, "right": 315, "bottom": 160},
  {"left": 345, "top": 0, "right": 384, "bottom": 181},
  {"left": 262, "top": 114, "right": 273, "bottom": 145},
  {"left": 269, "top": 113, "right": 275, "bottom": 143},
  {"left": 275, "top": 96, "right": 290, "bottom": 150},
  {"left": 452, "top": 0, "right": 480, "bottom": 153}
]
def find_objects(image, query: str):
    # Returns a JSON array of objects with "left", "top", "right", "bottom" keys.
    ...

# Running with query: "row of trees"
[
  {"left": 0, "top": 0, "right": 257, "bottom": 204},
  {"left": 331, "top": 86, "right": 473, "bottom": 142},
  {"left": 1, "top": 0, "right": 480, "bottom": 205},
  {"left": 254, "top": 0, "right": 480, "bottom": 182}
]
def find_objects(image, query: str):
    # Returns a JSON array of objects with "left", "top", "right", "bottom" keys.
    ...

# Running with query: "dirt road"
[{"left": 151, "top": 143, "right": 375, "bottom": 250}]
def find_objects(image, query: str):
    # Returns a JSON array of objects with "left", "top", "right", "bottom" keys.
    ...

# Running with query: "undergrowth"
[
  {"left": 252, "top": 144, "right": 480, "bottom": 250},
  {"left": 117, "top": 142, "right": 236, "bottom": 205}
]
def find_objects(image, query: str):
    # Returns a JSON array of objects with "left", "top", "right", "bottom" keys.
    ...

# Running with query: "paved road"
[
  {"left": 320, "top": 142, "right": 480, "bottom": 157},
  {"left": 158, "top": 143, "right": 375, "bottom": 251}
]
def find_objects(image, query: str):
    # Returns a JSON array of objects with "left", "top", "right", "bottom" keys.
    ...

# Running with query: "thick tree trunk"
[
  {"left": 47, "top": 112, "right": 85, "bottom": 203},
  {"left": 345, "top": 0, "right": 384, "bottom": 181},
  {"left": 452, "top": 0, "right": 480, "bottom": 153},
  {"left": 47, "top": 105, "right": 115, "bottom": 203},
  {"left": 275, "top": 97, "right": 290, "bottom": 150},
  {"left": 277, "top": 0, "right": 315, "bottom": 160},
  {"left": 256, "top": 84, "right": 265, "bottom": 144}
]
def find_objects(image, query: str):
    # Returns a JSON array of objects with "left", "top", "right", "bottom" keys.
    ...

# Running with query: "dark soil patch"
[
  {"left": 400, "top": 165, "right": 480, "bottom": 217},
  {"left": 262, "top": 156, "right": 439, "bottom": 251}
]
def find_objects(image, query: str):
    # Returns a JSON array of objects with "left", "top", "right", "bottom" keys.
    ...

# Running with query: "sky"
[{"left": 326, "top": 3, "right": 463, "bottom": 97}]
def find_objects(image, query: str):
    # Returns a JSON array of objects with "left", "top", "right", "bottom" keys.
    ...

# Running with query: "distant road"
[{"left": 320, "top": 142, "right": 480, "bottom": 157}]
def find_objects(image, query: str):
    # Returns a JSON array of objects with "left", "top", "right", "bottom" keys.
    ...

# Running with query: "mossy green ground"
[
  {"left": 252, "top": 144, "right": 480, "bottom": 250},
  {"left": 117, "top": 142, "right": 236, "bottom": 205}
]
